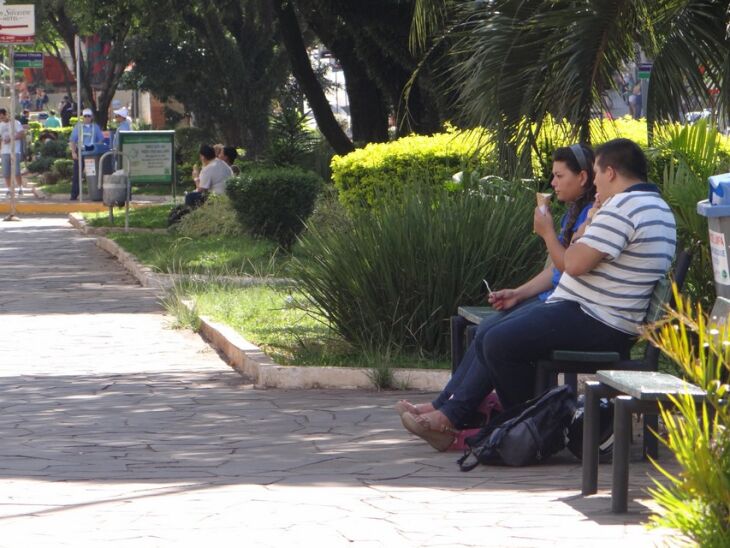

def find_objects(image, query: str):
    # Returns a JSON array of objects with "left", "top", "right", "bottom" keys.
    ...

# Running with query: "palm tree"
[{"left": 411, "top": 0, "right": 730, "bottom": 175}]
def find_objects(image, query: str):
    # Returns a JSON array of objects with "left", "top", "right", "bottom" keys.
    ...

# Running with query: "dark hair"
[
  {"left": 552, "top": 143, "right": 597, "bottom": 246},
  {"left": 49, "top": 110, "right": 56, "bottom": 115},
  {"left": 0, "top": 108, "right": 7, "bottom": 116},
  {"left": 199, "top": 144, "right": 216, "bottom": 160},
  {"left": 222, "top": 146, "right": 238, "bottom": 164},
  {"left": 594, "top": 138, "right": 648, "bottom": 182}
]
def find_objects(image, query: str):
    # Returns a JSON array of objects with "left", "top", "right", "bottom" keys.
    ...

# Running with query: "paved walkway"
[{"left": 0, "top": 217, "right": 674, "bottom": 547}]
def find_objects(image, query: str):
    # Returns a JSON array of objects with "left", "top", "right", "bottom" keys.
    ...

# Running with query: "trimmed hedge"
[
  {"left": 226, "top": 167, "right": 322, "bottom": 248},
  {"left": 52, "top": 158, "right": 74, "bottom": 179},
  {"left": 332, "top": 118, "right": 730, "bottom": 215},
  {"left": 330, "top": 126, "right": 495, "bottom": 212}
]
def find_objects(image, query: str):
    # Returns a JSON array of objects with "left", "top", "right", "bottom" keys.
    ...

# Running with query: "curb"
[
  {"left": 82, "top": 218, "right": 449, "bottom": 391},
  {"left": 197, "top": 313, "right": 449, "bottom": 390}
]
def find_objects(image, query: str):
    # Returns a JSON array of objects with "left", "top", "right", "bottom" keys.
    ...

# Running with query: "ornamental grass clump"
[
  {"left": 291, "top": 181, "right": 544, "bottom": 357},
  {"left": 644, "top": 290, "right": 730, "bottom": 546}
]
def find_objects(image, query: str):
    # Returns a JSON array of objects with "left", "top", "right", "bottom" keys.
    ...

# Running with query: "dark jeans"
[
  {"left": 438, "top": 300, "right": 633, "bottom": 428},
  {"left": 432, "top": 297, "right": 542, "bottom": 426},
  {"left": 184, "top": 191, "right": 207, "bottom": 208},
  {"left": 71, "top": 160, "right": 80, "bottom": 200}
]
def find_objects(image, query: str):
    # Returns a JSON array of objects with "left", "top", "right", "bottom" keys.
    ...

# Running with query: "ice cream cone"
[{"left": 536, "top": 192, "right": 552, "bottom": 214}]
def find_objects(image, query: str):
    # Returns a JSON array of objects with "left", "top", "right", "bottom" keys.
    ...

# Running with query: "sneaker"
[{"left": 17, "top": 188, "right": 23, "bottom": 196}]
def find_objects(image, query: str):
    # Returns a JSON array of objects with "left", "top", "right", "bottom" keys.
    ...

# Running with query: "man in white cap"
[
  {"left": 112, "top": 106, "right": 131, "bottom": 150},
  {"left": 69, "top": 108, "right": 104, "bottom": 200}
]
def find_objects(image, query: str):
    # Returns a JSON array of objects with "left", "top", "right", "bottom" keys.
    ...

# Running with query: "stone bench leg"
[
  {"left": 450, "top": 315, "right": 467, "bottom": 373},
  {"left": 611, "top": 395, "right": 635, "bottom": 513},
  {"left": 582, "top": 381, "right": 618, "bottom": 495}
]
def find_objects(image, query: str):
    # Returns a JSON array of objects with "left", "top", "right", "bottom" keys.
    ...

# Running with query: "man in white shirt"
[
  {"left": 184, "top": 144, "right": 233, "bottom": 207},
  {"left": 0, "top": 108, "right": 25, "bottom": 197}
]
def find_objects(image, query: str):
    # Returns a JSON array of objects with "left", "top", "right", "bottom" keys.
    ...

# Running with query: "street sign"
[
  {"left": 13, "top": 51, "right": 41, "bottom": 68},
  {"left": 0, "top": 4, "right": 34, "bottom": 45},
  {"left": 638, "top": 62, "right": 653, "bottom": 80},
  {"left": 118, "top": 131, "right": 175, "bottom": 184}
]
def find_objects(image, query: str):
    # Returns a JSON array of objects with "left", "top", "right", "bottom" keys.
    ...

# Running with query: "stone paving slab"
[{"left": 0, "top": 217, "right": 676, "bottom": 547}]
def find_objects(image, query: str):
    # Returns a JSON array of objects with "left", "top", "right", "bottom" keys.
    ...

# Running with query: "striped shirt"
[{"left": 547, "top": 183, "right": 676, "bottom": 334}]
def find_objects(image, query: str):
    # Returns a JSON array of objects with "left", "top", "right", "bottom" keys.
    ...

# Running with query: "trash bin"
[
  {"left": 103, "top": 170, "right": 129, "bottom": 207},
  {"left": 81, "top": 143, "right": 111, "bottom": 201},
  {"left": 697, "top": 172, "right": 730, "bottom": 324}
]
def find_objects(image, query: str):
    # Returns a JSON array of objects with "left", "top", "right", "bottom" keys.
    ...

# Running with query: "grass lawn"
[
  {"left": 107, "top": 231, "right": 290, "bottom": 275},
  {"left": 186, "top": 284, "right": 450, "bottom": 369},
  {"left": 82, "top": 204, "right": 172, "bottom": 229},
  {"left": 39, "top": 179, "right": 188, "bottom": 196}
]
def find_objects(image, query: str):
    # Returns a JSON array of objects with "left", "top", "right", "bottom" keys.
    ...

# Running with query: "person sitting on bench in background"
[
  {"left": 396, "top": 143, "right": 597, "bottom": 433},
  {"left": 184, "top": 144, "right": 234, "bottom": 208},
  {"left": 399, "top": 138, "right": 676, "bottom": 451}
]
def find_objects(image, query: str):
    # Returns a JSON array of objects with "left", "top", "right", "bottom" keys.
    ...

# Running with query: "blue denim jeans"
[
  {"left": 437, "top": 300, "right": 634, "bottom": 428},
  {"left": 432, "top": 297, "right": 542, "bottom": 426}
]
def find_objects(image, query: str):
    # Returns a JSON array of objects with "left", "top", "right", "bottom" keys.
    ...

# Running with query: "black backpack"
[{"left": 458, "top": 384, "right": 576, "bottom": 470}]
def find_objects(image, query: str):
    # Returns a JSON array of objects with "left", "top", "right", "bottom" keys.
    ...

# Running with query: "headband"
[{"left": 570, "top": 144, "right": 589, "bottom": 172}]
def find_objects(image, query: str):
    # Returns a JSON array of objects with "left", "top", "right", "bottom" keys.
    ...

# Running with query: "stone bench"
[{"left": 581, "top": 370, "right": 706, "bottom": 513}]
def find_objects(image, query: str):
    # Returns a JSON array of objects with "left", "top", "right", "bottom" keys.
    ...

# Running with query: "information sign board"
[
  {"left": 638, "top": 62, "right": 653, "bottom": 80},
  {"left": 13, "top": 51, "right": 42, "bottom": 68},
  {"left": 118, "top": 131, "right": 175, "bottom": 184}
]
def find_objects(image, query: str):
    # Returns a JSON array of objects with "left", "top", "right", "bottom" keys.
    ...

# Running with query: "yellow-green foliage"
[
  {"left": 331, "top": 126, "right": 495, "bottom": 211},
  {"left": 644, "top": 290, "right": 730, "bottom": 546},
  {"left": 333, "top": 117, "right": 730, "bottom": 214}
]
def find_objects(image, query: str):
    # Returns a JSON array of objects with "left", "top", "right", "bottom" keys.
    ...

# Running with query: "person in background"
[
  {"left": 221, "top": 146, "right": 240, "bottom": 175},
  {"left": 35, "top": 88, "right": 49, "bottom": 111},
  {"left": 0, "top": 108, "right": 25, "bottom": 198},
  {"left": 184, "top": 144, "right": 233, "bottom": 208},
  {"left": 44, "top": 110, "right": 62, "bottom": 128},
  {"left": 19, "top": 91, "right": 32, "bottom": 111},
  {"left": 631, "top": 82, "right": 643, "bottom": 119},
  {"left": 59, "top": 96, "right": 74, "bottom": 127},
  {"left": 18, "top": 110, "right": 29, "bottom": 125},
  {"left": 69, "top": 108, "right": 104, "bottom": 201},
  {"left": 112, "top": 107, "right": 132, "bottom": 150}
]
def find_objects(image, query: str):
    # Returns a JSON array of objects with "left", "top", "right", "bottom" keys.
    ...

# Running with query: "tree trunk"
[
  {"left": 274, "top": 0, "right": 354, "bottom": 155},
  {"left": 342, "top": 63, "right": 388, "bottom": 144}
]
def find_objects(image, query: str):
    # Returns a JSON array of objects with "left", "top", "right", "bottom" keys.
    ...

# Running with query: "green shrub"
[
  {"left": 27, "top": 157, "right": 55, "bottom": 173},
  {"left": 291, "top": 183, "right": 544, "bottom": 356},
  {"left": 330, "top": 126, "right": 496, "bottom": 212},
  {"left": 659, "top": 120, "right": 722, "bottom": 309},
  {"left": 226, "top": 167, "right": 323, "bottom": 248},
  {"left": 52, "top": 158, "right": 74, "bottom": 179},
  {"left": 174, "top": 195, "right": 244, "bottom": 237},
  {"left": 34, "top": 137, "right": 70, "bottom": 160}
]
